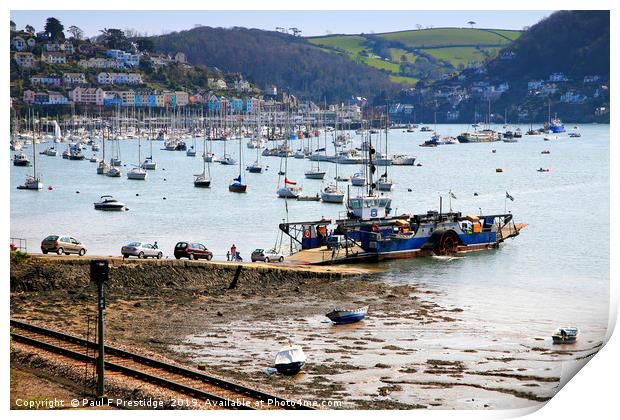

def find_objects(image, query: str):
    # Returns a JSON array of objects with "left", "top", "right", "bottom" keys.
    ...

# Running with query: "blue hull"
[
  {"left": 329, "top": 313, "right": 366, "bottom": 324},
  {"left": 550, "top": 126, "right": 565, "bottom": 133}
]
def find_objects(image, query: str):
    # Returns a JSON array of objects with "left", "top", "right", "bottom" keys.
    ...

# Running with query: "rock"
[{"left": 133, "top": 302, "right": 142, "bottom": 308}]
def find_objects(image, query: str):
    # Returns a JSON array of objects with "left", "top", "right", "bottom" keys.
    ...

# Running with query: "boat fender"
[
  {"left": 163, "top": 197, "right": 166, "bottom": 200},
  {"left": 124, "top": 207, "right": 129, "bottom": 211},
  {"left": 48, "top": 186, "right": 53, "bottom": 190},
  {"left": 371, "top": 224, "right": 379, "bottom": 233}
]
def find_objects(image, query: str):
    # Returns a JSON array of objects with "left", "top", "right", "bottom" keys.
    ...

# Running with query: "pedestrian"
[
  {"left": 226, "top": 251, "right": 230, "bottom": 261},
  {"left": 153, "top": 241, "right": 158, "bottom": 249},
  {"left": 230, "top": 244, "right": 237, "bottom": 261}
]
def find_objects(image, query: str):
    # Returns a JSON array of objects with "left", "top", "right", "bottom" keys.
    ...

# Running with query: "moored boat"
[
  {"left": 274, "top": 343, "right": 307, "bottom": 375},
  {"left": 552, "top": 327, "right": 578, "bottom": 344},
  {"left": 94, "top": 195, "right": 125, "bottom": 211},
  {"left": 326, "top": 306, "right": 368, "bottom": 324}
]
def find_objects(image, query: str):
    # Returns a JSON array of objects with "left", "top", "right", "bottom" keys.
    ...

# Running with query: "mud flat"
[{"left": 10, "top": 255, "right": 586, "bottom": 409}]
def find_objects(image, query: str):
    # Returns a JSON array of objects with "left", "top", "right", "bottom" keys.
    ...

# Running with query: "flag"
[
  {"left": 506, "top": 191, "right": 514, "bottom": 201},
  {"left": 449, "top": 191, "right": 457, "bottom": 199},
  {"left": 285, "top": 177, "right": 297, "bottom": 185}
]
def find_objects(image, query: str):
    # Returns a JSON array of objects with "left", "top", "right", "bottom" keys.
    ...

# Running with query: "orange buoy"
[{"left": 47, "top": 186, "right": 54, "bottom": 190}]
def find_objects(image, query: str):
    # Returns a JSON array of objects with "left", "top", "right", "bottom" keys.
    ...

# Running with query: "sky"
[{"left": 10, "top": 10, "right": 553, "bottom": 38}]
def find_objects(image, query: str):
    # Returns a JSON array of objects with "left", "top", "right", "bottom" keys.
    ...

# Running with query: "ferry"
[
  {"left": 279, "top": 134, "right": 525, "bottom": 265},
  {"left": 548, "top": 118, "right": 566, "bottom": 133},
  {"left": 457, "top": 129, "right": 501, "bottom": 143}
]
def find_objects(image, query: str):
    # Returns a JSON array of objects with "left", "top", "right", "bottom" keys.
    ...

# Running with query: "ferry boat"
[
  {"left": 457, "top": 129, "right": 501, "bottom": 143},
  {"left": 277, "top": 133, "right": 525, "bottom": 264},
  {"left": 548, "top": 118, "right": 566, "bottom": 133}
]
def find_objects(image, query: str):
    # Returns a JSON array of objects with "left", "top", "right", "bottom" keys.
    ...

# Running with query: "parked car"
[
  {"left": 174, "top": 242, "right": 213, "bottom": 260},
  {"left": 251, "top": 248, "right": 285, "bottom": 263},
  {"left": 41, "top": 235, "right": 87, "bottom": 256},
  {"left": 326, "top": 235, "right": 354, "bottom": 250},
  {"left": 121, "top": 242, "right": 163, "bottom": 259}
]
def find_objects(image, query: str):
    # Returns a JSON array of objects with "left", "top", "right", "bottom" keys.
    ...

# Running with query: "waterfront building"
[{"left": 70, "top": 87, "right": 105, "bottom": 105}]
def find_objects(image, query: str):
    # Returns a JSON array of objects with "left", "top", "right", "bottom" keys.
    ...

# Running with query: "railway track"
[{"left": 10, "top": 319, "right": 314, "bottom": 410}]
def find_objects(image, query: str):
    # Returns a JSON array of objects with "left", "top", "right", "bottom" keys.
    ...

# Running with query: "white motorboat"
[
  {"left": 141, "top": 157, "right": 157, "bottom": 170},
  {"left": 376, "top": 174, "right": 394, "bottom": 191},
  {"left": 17, "top": 175, "right": 42, "bottom": 190},
  {"left": 186, "top": 146, "right": 197, "bottom": 156},
  {"left": 274, "top": 343, "right": 307, "bottom": 375},
  {"left": 91, "top": 143, "right": 100, "bottom": 151},
  {"left": 89, "top": 154, "right": 98, "bottom": 163},
  {"left": 94, "top": 195, "right": 125, "bottom": 211},
  {"left": 13, "top": 152, "right": 30, "bottom": 166},
  {"left": 391, "top": 155, "right": 416, "bottom": 165},
  {"left": 351, "top": 173, "right": 366, "bottom": 187},
  {"left": 372, "top": 152, "right": 392, "bottom": 166},
  {"left": 321, "top": 184, "right": 345, "bottom": 203}
]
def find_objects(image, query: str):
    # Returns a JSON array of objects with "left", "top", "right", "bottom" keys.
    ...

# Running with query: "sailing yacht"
[
  {"left": 97, "top": 127, "right": 111, "bottom": 174},
  {"left": 142, "top": 132, "right": 157, "bottom": 170},
  {"left": 17, "top": 130, "right": 42, "bottom": 190},
  {"left": 229, "top": 136, "right": 247, "bottom": 193},
  {"left": 127, "top": 138, "right": 147, "bottom": 180},
  {"left": 194, "top": 134, "right": 212, "bottom": 187}
]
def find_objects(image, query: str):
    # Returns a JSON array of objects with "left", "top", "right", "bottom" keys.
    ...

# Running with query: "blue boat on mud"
[{"left": 326, "top": 306, "right": 368, "bottom": 324}]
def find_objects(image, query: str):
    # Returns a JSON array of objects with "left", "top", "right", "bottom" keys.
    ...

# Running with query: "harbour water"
[{"left": 10, "top": 124, "right": 610, "bottom": 407}]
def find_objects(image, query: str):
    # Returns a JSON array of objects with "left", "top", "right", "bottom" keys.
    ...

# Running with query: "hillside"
[
  {"left": 150, "top": 26, "right": 401, "bottom": 103},
  {"left": 407, "top": 11, "right": 610, "bottom": 124},
  {"left": 308, "top": 28, "right": 522, "bottom": 84}
]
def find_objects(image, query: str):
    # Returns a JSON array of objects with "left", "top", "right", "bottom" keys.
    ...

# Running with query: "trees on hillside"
[
  {"left": 67, "top": 25, "right": 84, "bottom": 40},
  {"left": 99, "top": 28, "right": 132, "bottom": 51},
  {"left": 44, "top": 17, "right": 65, "bottom": 41}
]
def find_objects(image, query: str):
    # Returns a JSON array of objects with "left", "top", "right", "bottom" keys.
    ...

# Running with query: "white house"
[
  {"left": 41, "top": 51, "right": 67, "bottom": 65},
  {"left": 583, "top": 75, "right": 600, "bottom": 83},
  {"left": 174, "top": 52, "right": 187, "bottom": 64},
  {"left": 70, "top": 87, "right": 105, "bottom": 105},
  {"left": 44, "top": 43, "right": 61, "bottom": 52},
  {"left": 527, "top": 80, "right": 545, "bottom": 90},
  {"left": 62, "top": 41, "right": 74, "bottom": 54},
  {"left": 97, "top": 72, "right": 143, "bottom": 85},
  {"left": 63, "top": 72, "right": 87, "bottom": 85}
]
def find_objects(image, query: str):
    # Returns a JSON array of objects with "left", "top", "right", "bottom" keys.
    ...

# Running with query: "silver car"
[
  {"left": 121, "top": 242, "right": 163, "bottom": 259},
  {"left": 251, "top": 248, "right": 285, "bottom": 263}
]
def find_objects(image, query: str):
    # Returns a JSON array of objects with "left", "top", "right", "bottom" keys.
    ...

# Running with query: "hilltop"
[{"left": 308, "top": 28, "right": 522, "bottom": 85}]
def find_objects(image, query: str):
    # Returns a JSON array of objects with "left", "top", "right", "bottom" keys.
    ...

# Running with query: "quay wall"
[{"left": 10, "top": 256, "right": 357, "bottom": 293}]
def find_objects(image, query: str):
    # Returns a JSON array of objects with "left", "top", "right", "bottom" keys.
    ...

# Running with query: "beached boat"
[
  {"left": 552, "top": 327, "right": 578, "bottom": 344},
  {"left": 326, "top": 306, "right": 368, "bottom": 324},
  {"left": 94, "top": 195, "right": 125, "bottom": 211},
  {"left": 274, "top": 343, "right": 307, "bottom": 375}
]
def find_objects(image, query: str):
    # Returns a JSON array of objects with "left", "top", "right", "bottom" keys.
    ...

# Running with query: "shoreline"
[{"left": 10, "top": 254, "right": 577, "bottom": 409}]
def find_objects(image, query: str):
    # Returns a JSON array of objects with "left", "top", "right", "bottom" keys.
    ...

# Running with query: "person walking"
[
  {"left": 230, "top": 244, "right": 237, "bottom": 261},
  {"left": 226, "top": 251, "right": 230, "bottom": 261}
]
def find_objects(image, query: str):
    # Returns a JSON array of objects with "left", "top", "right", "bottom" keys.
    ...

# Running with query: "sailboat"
[
  {"left": 97, "top": 126, "right": 111, "bottom": 174},
  {"left": 127, "top": 138, "right": 147, "bottom": 180},
  {"left": 229, "top": 135, "right": 247, "bottom": 193},
  {"left": 376, "top": 116, "right": 394, "bottom": 191},
  {"left": 186, "top": 137, "right": 197, "bottom": 156},
  {"left": 304, "top": 129, "right": 326, "bottom": 179},
  {"left": 246, "top": 109, "right": 265, "bottom": 173},
  {"left": 194, "top": 134, "right": 212, "bottom": 188},
  {"left": 321, "top": 119, "right": 344, "bottom": 203},
  {"left": 277, "top": 128, "right": 302, "bottom": 198},
  {"left": 17, "top": 123, "right": 42, "bottom": 190},
  {"left": 142, "top": 127, "right": 157, "bottom": 170}
]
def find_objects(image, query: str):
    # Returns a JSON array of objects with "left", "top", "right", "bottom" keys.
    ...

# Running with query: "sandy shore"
[{"left": 10, "top": 255, "right": 596, "bottom": 409}]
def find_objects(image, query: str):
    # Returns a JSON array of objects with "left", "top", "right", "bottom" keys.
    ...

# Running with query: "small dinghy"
[
  {"left": 326, "top": 305, "right": 368, "bottom": 325},
  {"left": 537, "top": 168, "right": 551, "bottom": 172},
  {"left": 274, "top": 342, "right": 306, "bottom": 375},
  {"left": 552, "top": 327, "right": 578, "bottom": 344},
  {"left": 94, "top": 195, "right": 125, "bottom": 211}
]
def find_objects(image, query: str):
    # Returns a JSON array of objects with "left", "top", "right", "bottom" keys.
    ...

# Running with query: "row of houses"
[
  {"left": 29, "top": 72, "right": 142, "bottom": 87},
  {"left": 21, "top": 86, "right": 268, "bottom": 112}
]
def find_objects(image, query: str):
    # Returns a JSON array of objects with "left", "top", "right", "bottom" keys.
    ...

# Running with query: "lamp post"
[{"left": 90, "top": 260, "right": 109, "bottom": 399}]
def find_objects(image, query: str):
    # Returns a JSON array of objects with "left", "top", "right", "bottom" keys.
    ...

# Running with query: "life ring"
[
  {"left": 371, "top": 224, "right": 379, "bottom": 233},
  {"left": 303, "top": 229, "right": 311, "bottom": 239}
]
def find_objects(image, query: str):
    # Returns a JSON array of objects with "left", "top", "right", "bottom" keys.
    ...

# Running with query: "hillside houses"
[
  {"left": 79, "top": 57, "right": 124, "bottom": 69},
  {"left": 14, "top": 52, "right": 35, "bottom": 68},
  {"left": 97, "top": 72, "right": 143, "bottom": 85},
  {"left": 30, "top": 75, "right": 61, "bottom": 87},
  {"left": 41, "top": 51, "right": 66, "bottom": 65},
  {"left": 63, "top": 73, "right": 87, "bottom": 85}
]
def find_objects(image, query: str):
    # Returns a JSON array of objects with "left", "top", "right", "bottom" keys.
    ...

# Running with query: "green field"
[
  {"left": 378, "top": 28, "right": 516, "bottom": 48},
  {"left": 307, "top": 27, "right": 521, "bottom": 82},
  {"left": 389, "top": 75, "right": 419, "bottom": 85}
]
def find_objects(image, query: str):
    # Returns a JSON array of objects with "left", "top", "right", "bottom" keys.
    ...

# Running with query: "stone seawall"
[{"left": 10, "top": 256, "right": 359, "bottom": 293}]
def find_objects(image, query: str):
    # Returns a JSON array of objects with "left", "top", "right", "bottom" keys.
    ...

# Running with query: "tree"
[
  {"left": 25, "top": 24, "right": 35, "bottom": 34},
  {"left": 44, "top": 17, "right": 65, "bottom": 41},
  {"left": 67, "top": 25, "right": 84, "bottom": 40},
  {"left": 467, "top": 21, "right": 476, "bottom": 29},
  {"left": 99, "top": 28, "right": 131, "bottom": 51},
  {"left": 136, "top": 38, "right": 155, "bottom": 53}
]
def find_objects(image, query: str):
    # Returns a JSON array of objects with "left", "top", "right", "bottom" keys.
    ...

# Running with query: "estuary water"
[{"left": 11, "top": 124, "right": 610, "bottom": 359}]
